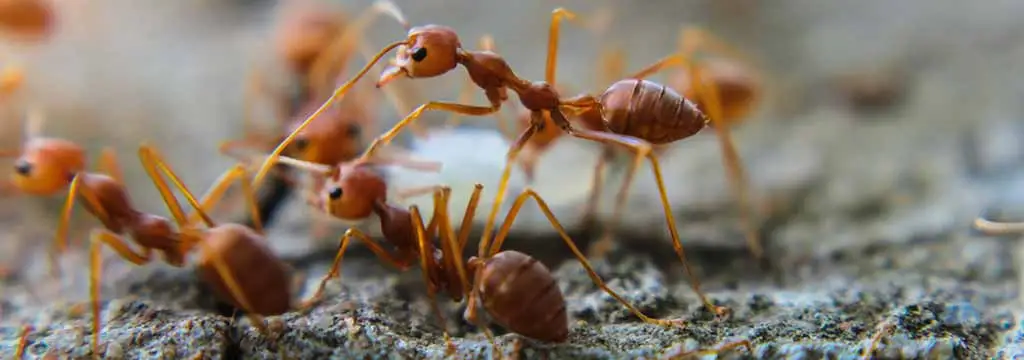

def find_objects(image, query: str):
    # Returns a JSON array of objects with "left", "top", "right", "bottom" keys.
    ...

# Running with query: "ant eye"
[
  {"left": 345, "top": 124, "right": 361, "bottom": 138},
  {"left": 411, "top": 47, "right": 428, "bottom": 62},
  {"left": 328, "top": 187, "right": 343, "bottom": 200},
  {"left": 294, "top": 138, "right": 309, "bottom": 150},
  {"left": 13, "top": 160, "right": 31, "bottom": 176}
]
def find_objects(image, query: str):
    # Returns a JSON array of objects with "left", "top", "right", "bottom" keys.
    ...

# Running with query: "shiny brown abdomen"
[
  {"left": 598, "top": 79, "right": 707, "bottom": 145},
  {"left": 478, "top": 251, "right": 568, "bottom": 343},
  {"left": 197, "top": 224, "right": 292, "bottom": 316}
]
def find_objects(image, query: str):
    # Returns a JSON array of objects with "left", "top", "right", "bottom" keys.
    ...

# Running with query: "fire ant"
[
  {"left": 0, "top": 0, "right": 55, "bottom": 43},
  {"left": 274, "top": 154, "right": 714, "bottom": 357},
  {"left": 252, "top": 5, "right": 730, "bottom": 317},
  {"left": 53, "top": 144, "right": 301, "bottom": 356}
]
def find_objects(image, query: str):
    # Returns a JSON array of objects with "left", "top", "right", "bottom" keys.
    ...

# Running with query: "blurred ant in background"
[{"left": 217, "top": 0, "right": 419, "bottom": 234}]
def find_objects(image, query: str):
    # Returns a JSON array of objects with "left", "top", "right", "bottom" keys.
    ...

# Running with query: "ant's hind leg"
[
  {"left": 690, "top": 67, "right": 762, "bottom": 259},
  {"left": 299, "top": 228, "right": 412, "bottom": 307},
  {"left": 88, "top": 229, "right": 154, "bottom": 356},
  {"left": 489, "top": 188, "right": 685, "bottom": 327},
  {"left": 565, "top": 128, "right": 727, "bottom": 317}
]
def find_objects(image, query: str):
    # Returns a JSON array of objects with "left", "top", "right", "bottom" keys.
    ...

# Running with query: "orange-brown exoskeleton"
[
  {"left": 0, "top": 0, "right": 54, "bottom": 43},
  {"left": 252, "top": 5, "right": 729, "bottom": 317},
  {"left": 52, "top": 144, "right": 300, "bottom": 356},
  {"left": 1, "top": 107, "right": 91, "bottom": 198},
  {"left": 275, "top": 155, "right": 694, "bottom": 357}
]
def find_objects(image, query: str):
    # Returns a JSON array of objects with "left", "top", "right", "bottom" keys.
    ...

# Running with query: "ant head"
[
  {"left": 11, "top": 138, "right": 86, "bottom": 195},
  {"left": 377, "top": 25, "right": 462, "bottom": 87},
  {"left": 320, "top": 163, "right": 388, "bottom": 220}
]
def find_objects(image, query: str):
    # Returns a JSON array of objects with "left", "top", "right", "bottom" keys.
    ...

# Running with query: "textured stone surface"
[{"left": 3, "top": 0, "right": 1024, "bottom": 359}]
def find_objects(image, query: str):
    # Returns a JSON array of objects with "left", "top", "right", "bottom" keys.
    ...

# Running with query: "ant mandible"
[
  {"left": 252, "top": 5, "right": 728, "bottom": 317},
  {"left": 55, "top": 144, "right": 301, "bottom": 356},
  {"left": 274, "top": 154, "right": 705, "bottom": 358}
]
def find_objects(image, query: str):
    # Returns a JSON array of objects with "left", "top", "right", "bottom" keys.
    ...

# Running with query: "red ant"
[
  {"left": 252, "top": 5, "right": 730, "bottom": 317},
  {"left": 49, "top": 144, "right": 312, "bottom": 356},
  {"left": 272, "top": 154, "right": 709, "bottom": 357}
]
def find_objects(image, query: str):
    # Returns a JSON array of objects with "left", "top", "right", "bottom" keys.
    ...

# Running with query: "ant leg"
[
  {"left": 689, "top": 66, "right": 762, "bottom": 259},
  {"left": 360, "top": 102, "right": 501, "bottom": 162},
  {"left": 627, "top": 53, "right": 699, "bottom": 80},
  {"left": 664, "top": 339, "right": 752, "bottom": 359},
  {"left": 489, "top": 189, "right": 684, "bottom": 327},
  {"left": 299, "top": 227, "right": 414, "bottom": 307},
  {"left": 88, "top": 229, "right": 155, "bottom": 356},
  {"left": 97, "top": 147, "right": 123, "bottom": 185},
  {"left": 253, "top": 39, "right": 408, "bottom": 189},
  {"left": 408, "top": 204, "right": 475, "bottom": 356},
  {"left": 455, "top": 184, "right": 484, "bottom": 249},
  {"left": 477, "top": 126, "right": 539, "bottom": 264},
  {"left": 583, "top": 147, "right": 613, "bottom": 258},
  {"left": 164, "top": 163, "right": 265, "bottom": 231},
  {"left": 974, "top": 218, "right": 1024, "bottom": 235},
  {"left": 309, "top": 0, "right": 410, "bottom": 97},
  {"left": 54, "top": 174, "right": 113, "bottom": 254},
  {"left": 545, "top": 8, "right": 579, "bottom": 84},
  {"left": 137, "top": 145, "right": 213, "bottom": 228},
  {"left": 677, "top": 26, "right": 755, "bottom": 67},
  {"left": 563, "top": 126, "right": 726, "bottom": 316},
  {"left": 15, "top": 324, "right": 30, "bottom": 358}
]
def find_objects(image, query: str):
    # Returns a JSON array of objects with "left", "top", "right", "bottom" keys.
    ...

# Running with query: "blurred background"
[{"left": 2, "top": 0, "right": 1024, "bottom": 357}]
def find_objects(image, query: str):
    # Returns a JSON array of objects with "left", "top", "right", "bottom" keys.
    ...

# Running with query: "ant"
[
  {"left": 0, "top": 0, "right": 54, "bottom": 43},
  {"left": 53, "top": 144, "right": 303, "bottom": 356},
  {"left": 252, "top": 5, "right": 730, "bottom": 317},
  {"left": 274, "top": 154, "right": 712, "bottom": 358}
]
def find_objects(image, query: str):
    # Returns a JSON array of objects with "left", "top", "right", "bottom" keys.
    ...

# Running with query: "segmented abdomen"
[
  {"left": 479, "top": 251, "right": 568, "bottom": 343},
  {"left": 599, "top": 79, "right": 707, "bottom": 145}
]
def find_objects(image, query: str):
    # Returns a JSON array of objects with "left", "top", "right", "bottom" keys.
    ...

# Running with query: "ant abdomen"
[
  {"left": 197, "top": 224, "right": 293, "bottom": 316},
  {"left": 470, "top": 250, "right": 568, "bottom": 342},
  {"left": 599, "top": 79, "right": 707, "bottom": 145}
]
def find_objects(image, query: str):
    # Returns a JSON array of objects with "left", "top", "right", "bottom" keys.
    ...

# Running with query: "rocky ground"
[{"left": 3, "top": 0, "right": 1024, "bottom": 359}]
